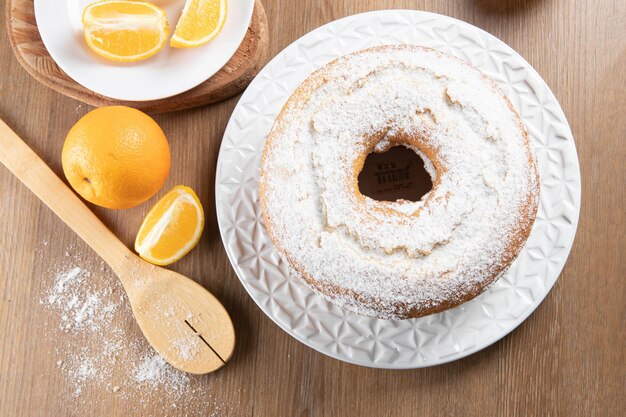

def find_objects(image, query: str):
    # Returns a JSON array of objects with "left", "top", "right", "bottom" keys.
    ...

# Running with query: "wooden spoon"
[{"left": 0, "top": 119, "right": 235, "bottom": 374}]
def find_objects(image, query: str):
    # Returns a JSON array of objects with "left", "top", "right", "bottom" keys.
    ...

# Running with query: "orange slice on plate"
[
  {"left": 82, "top": 0, "right": 170, "bottom": 62},
  {"left": 170, "top": 0, "right": 228, "bottom": 48},
  {"left": 135, "top": 186, "right": 205, "bottom": 266}
]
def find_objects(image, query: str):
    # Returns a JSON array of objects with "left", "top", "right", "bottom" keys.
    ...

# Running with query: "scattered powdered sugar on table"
[
  {"left": 134, "top": 354, "right": 190, "bottom": 391},
  {"left": 44, "top": 266, "right": 117, "bottom": 332},
  {"left": 40, "top": 249, "right": 236, "bottom": 415}
]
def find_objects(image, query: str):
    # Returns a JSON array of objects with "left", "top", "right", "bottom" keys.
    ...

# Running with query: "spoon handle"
[{"left": 0, "top": 119, "right": 133, "bottom": 281}]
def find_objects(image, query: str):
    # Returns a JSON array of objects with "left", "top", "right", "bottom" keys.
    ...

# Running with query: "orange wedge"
[
  {"left": 82, "top": 0, "right": 170, "bottom": 62},
  {"left": 170, "top": 0, "right": 228, "bottom": 48},
  {"left": 135, "top": 186, "right": 205, "bottom": 266}
]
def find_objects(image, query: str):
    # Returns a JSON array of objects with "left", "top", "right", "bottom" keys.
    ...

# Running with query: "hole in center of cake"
[{"left": 357, "top": 145, "right": 434, "bottom": 202}]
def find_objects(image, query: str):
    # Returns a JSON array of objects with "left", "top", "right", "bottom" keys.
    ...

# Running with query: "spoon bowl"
[{"left": 126, "top": 260, "right": 235, "bottom": 374}]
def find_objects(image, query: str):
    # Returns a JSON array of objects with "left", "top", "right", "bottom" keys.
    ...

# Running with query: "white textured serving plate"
[
  {"left": 216, "top": 10, "right": 581, "bottom": 368},
  {"left": 34, "top": 0, "right": 254, "bottom": 101}
]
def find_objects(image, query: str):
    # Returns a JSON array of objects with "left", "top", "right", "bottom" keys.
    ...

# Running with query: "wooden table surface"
[{"left": 1, "top": 0, "right": 624, "bottom": 416}]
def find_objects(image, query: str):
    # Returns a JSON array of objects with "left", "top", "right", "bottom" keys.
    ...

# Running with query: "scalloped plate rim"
[{"left": 215, "top": 10, "right": 581, "bottom": 368}]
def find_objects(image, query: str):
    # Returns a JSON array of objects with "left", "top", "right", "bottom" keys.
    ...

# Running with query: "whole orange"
[{"left": 62, "top": 106, "right": 171, "bottom": 209}]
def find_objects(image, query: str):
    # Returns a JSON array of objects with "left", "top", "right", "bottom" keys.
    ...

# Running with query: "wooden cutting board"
[{"left": 5, "top": 0, "right": 269, "bottom": 113}]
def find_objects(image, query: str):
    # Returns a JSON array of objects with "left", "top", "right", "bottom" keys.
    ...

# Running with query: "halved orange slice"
[
  {"left": 82, "top": 0, "right": 170, "bottom": 62},
  {"left": 135, "top": 186, "right": 205, "bottom": 266},
  {"left": 170, "top": 0, "right": 228, "bottom": 48}
]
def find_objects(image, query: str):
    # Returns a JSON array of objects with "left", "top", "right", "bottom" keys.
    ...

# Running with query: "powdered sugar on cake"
[{"left": 260, "top": 46, "right": 539, "bottom": 319}]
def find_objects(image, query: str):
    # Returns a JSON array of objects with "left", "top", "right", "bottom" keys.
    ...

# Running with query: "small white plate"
[
  {"left": 216, "top": 10, "right": 581, "bottom": 368},
  {"left": 34, "top": 0, "right": 254, "bottom": 101}
]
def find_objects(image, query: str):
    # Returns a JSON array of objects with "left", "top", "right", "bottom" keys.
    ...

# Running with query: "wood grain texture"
[
  {"left": 5, "top": 0, "right": 270, "bottom": 113},
  {"left": 0, "top": 0, "right": 624, "bottom": 416}
]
